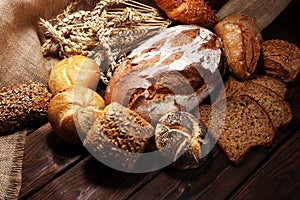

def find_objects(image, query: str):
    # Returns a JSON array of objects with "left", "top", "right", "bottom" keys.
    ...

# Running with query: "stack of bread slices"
[{"left": 196, "top": 75, "right": 293, "bottom": 163}]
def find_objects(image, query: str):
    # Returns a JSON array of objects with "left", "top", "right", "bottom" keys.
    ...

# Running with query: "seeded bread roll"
[
  {"left": 197, "top": 95, "right": 276, "bottom": 163},
  {"left": 0, "top": 82, "right": 52, "bottom": 134},
  {"left": 48, "top": 86, "right": 105, "bottom": 144},
  {"left": 261, "top": 39, "right": 300, "bottom": 82},
  {"left": 155, "top": 111, "right": 210, "bottom": 170},
  {"left": 48, "top": 55, "right": 101, "bottom": 96}
]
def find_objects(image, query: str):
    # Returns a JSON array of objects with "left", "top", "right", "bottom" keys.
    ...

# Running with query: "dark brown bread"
[
  {"left": 197, "top": 95, "right": 276, "bottom": 163},
  {"left": 0, "top": 82, "right": 52, "bottom": 134},
  {"left": 232, "top": 82, "right": 292, "bottom": 128},
  {"left": 261, "top": 39, "right": 300, "bottom": 82},
  {"left": 219, "top": 75, "right": 287, "bottom": 100},
  {"left": 249, "top": 75, "right": 287, "bottom": 98}
]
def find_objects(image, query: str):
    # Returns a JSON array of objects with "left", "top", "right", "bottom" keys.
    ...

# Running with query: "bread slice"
[
  {"left": 219, "top": 75, "right": 287, "bottom": 100},
  {"left": 197, "top": 95, "right": 276, "bottom": 163},
  {"left": 233, "top": 82, "right": 292, "bottom": 128},
  {"left": 249, "top": 75, "right": 287, "bottom": 98}
]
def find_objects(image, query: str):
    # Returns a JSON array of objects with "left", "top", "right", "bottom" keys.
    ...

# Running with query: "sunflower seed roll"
[{"left": 0, "top": 82, "right": 52, "bottom": 134}]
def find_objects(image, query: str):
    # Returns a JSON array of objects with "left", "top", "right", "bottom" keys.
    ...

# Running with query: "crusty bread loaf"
[
  {"left": 232, "top": 82, "right": 292, "bottom": 128},
  {"left": 197, "top": 95, "right": 276, "bottom": 163},
  {"left": 106, "top": 25, "right": 225, "bottom": 124},
  {"left": 0, "top": 82, "right": 52, "bottom": 134},
  {"left": 47, "top": 86, "right": 105, "bottom": 144},
  {"left": 155, "top": 0, "right": 217, "bottom": 28},
  {"left": 48, "top": 55, "right": 101, "bottom": 96}
]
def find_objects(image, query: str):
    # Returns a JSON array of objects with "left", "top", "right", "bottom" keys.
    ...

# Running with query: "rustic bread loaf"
[
  {"left": 0, "top": 82, "right": 52, "bottom": 134},
  {"left": 197, "top": 95, "right": 276, "bottom": 163},
  {"left": 261, "top": 39, "right": 300, "bottom": 82},
  {"left": 47, "top": 86, "right": 105, "bottom": 144},
  {"left": 48, "top": 55, "right": 101, "bottom": 95},
  {"left": 155, "top": 111, "right": 209, "bottom": 170},
  {"left": 232, "top": 82, "right": 292, "bottom": 128},
  {"left": 155, "top": 0, "right": 217, "bottom": 28},
  {"left": 105, "top": 25, "right": 225, "bottom": 124},
  {"left": 215, "top": 22, "right": 260, "bottom": 80}
]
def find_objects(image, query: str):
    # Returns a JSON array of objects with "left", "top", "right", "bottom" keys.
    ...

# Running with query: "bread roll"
[
  {"left": 0, "top": 82, "right": 52, "bottom": 134},
  {"left": 48, "top": 55, "right": 100, "bottom": 95},
  {"left": 47, "top": 86, "right": 105, "bottom": 144},
  {"left": 215, "top": 22, "right": 260, "bottom": 80},
  {"left": 155, "top": 111, "right": 210, "bottom": 170},
  {"left": 106, "top": 25, "right": 225, "bottom": 124},
  {"left": 155, "top": 0, "right": 217, "bottom": 28}
]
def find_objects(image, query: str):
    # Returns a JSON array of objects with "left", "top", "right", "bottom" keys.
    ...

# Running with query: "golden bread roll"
[
  {"left": 215, "top": 22, "right": 260, "bottom": 80},
  {"left": 48, "top": 55, "right": 100, "bottom": 96},
  {"left": 155, "top": 0, "right": 217, "bottom": 28},
  {"left": 48, "top": 86, "right": 105, "bottom": 144}
]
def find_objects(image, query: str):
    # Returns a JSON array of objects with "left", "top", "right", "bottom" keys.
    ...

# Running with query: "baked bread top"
[{"left": 105, "top": 25, "right": 225, "bottom": 124}]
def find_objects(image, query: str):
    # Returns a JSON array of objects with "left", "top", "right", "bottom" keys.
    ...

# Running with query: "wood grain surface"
[{"left": 19, "top": 0, "right": 300, "bottom": 199}]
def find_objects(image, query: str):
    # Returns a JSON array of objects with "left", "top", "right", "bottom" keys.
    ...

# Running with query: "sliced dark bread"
[
  {"left": 249, "top": 75, "right": 287, "bottom": 98},
  {"left": 232, "top": 82, "right": 292, "bottom": 128},
  {"left": 197, "top": 95, "right": 276, "bottom": 163},
  {"left": 218, "top": 75, "right": 287, "bottom": 101}
]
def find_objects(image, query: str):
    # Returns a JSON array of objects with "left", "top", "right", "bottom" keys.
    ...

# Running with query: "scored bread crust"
[
  {"left": 197, "top": 95, "right": 276, "bottom": 163},
  {"left": 105, "top": 25, "right": 225, "bottom": 124}
]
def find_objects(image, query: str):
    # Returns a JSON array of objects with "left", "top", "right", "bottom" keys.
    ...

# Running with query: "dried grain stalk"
[{"left": 40, "top": 0, "right": 171, "bottom": 84}]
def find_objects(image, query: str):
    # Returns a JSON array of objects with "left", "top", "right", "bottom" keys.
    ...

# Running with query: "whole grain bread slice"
[
  {"left": 249, "top": 75, "right": 287, "bottom": 98},
  {"left": 232, "top": 82, "right": 292, "bottom": 128},
  {"left": 197, "top": 95, "right": 276, "bottom": 163},
  {"left": 218, "top": 75, "right": 287, "bottom": 101}
]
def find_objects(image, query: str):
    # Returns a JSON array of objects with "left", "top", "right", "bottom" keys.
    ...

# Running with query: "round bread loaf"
[
  {"left": 106, "top": 25, "right": 225, "bottom": 124},
  {"left": 48, "top": 86, "right": 105, "bottom": 144},
  {"left": 48, "top": 55, "right": 101, "bottom": 96}
]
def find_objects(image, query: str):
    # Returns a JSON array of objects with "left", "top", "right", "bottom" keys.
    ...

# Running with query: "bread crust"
[{"left": 105, "top": 25, "right": 225, "bottom": 124}]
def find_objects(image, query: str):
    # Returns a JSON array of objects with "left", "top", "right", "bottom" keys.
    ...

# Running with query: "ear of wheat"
[{"left": 40, "top": 0, "right": 171, "bottom": 84}]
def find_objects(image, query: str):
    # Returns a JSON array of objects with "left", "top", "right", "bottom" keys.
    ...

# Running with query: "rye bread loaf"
[
  {"left": 106, "top": 25, "right": 225, "bottom": 124},
  {"left": 232, "top": 82, "right": 292, "bottom": 128},
  {"left": 197, "top": 95, "right": 276, "bottom": 163}
]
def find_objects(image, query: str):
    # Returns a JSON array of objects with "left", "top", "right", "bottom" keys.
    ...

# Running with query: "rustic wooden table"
[{"left": 19, "top": 0, "right": 300, "bottom": 199}]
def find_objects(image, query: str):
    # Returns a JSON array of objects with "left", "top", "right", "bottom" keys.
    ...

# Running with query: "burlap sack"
[{"left": 0, "top": 0, "right": 292, "bottom": 199}]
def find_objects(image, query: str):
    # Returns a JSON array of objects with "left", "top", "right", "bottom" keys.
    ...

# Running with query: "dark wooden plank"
[
  {"left": 27, "top": 156, "right": 159, "bottom": 200},
  {"left": 19, "top": 123, "right": 87, "bottom": 199},
  {"left": 231, "top": 128, "right": 300, "bottom": 199}
]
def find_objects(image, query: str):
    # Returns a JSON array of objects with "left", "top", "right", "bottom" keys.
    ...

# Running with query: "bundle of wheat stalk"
[{"left": 40, "top": 0, "right": 171, "bottom": 84}]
